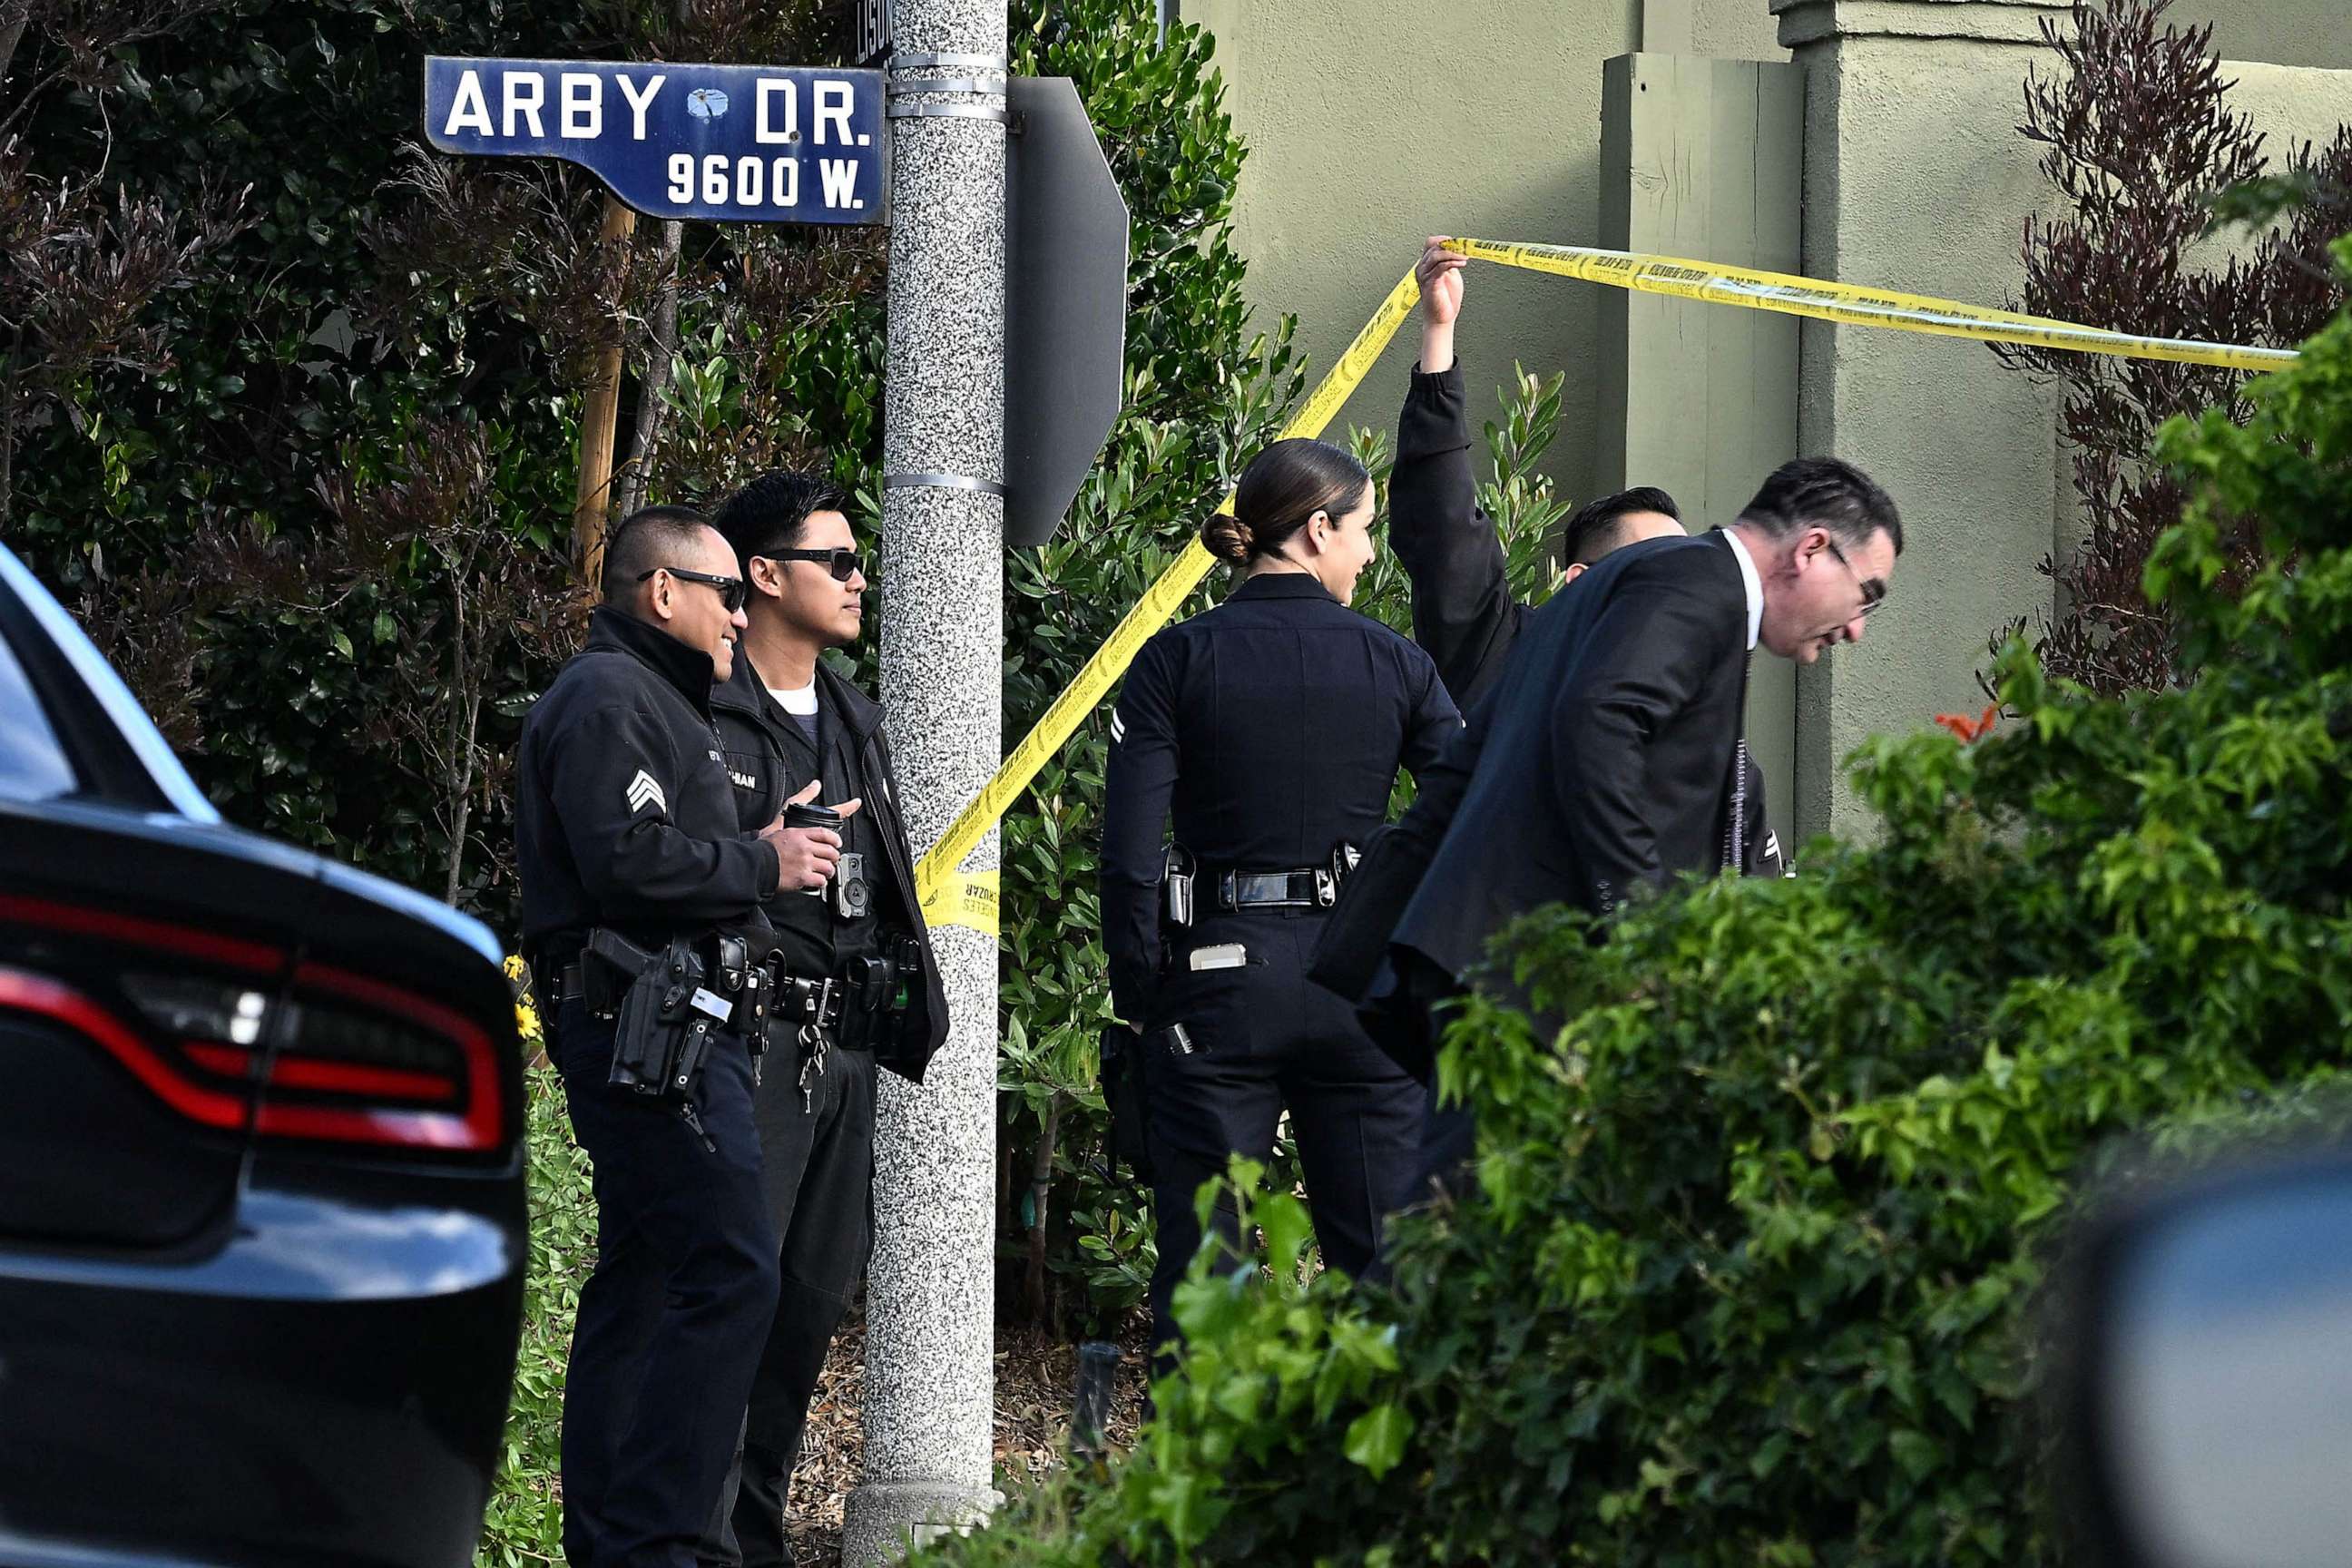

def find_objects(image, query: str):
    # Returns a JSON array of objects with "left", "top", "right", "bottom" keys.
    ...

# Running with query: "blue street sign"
[{"left": 423, "top": 57, "right": 887, "bottom": 225}]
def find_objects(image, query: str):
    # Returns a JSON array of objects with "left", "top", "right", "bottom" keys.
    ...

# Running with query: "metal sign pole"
[{"left": 841, "top": 5, "right": 1008, "bottom": 1563}]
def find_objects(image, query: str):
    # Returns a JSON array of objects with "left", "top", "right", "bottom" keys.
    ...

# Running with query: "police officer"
[
  {"left": 1101, "top": 438, "right": 1463, "bottom": 1358},
  {"left": 700, "top": 472, "right": 948, "bottom": 1567},
  {"left": 517, "top": 505, "right": 793, "bottom": 1568}
]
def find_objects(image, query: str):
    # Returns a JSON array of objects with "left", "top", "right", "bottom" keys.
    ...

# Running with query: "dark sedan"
[{"left": 0, "top": 542, "right": 527, "bottom": 1568}]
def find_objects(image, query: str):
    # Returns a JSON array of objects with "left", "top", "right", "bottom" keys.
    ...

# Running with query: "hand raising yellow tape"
[
  {"left": 914, "top": 237, "right": 2294, "bottom": 933},
  {"left": 913, "top": 268, "right": 1425, "bottom": 931}
]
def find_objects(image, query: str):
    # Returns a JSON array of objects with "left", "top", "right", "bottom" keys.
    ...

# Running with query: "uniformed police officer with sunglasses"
[
  {"left": 517, "top": 505, "right": 802, "bottom": 1568},
  {"left": 696, "top": 472, "right": 948, "bottom": 1568}
]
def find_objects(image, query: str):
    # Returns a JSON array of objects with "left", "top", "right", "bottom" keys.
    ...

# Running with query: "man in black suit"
[
  {"left": 1392, "top": 236, "right": 1787, "bottom": 877},
  {"left": 1381, "top": 454, "right": 1899, "bottom": 1175},
  {"left": 1306, "top": 240, "right": 1801, "bottom": 1044}
]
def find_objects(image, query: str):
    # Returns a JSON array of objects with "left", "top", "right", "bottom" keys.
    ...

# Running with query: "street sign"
[
  {"left": 855, "top": 0, "right": 895, "bottom": 65},
  {"left": 423, "top": 57, "right": 887, "bottom": 225},
  {"left": 1004, "top": 77, "right": 1130, "bottom": 548}
]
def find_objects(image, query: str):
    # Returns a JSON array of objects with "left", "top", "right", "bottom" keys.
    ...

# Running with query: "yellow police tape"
[
  {"left": 911, "top": 240, "right": 2295, "bottom": 933},
  {"left": 1451, "top": 238, "right": 2299, "bottom": 373},
  {"left": 921, "top": 868, "right": 999, "bottom": 938},
  {"left": 912, "top": 267, "right": 1426, "bottom": 934}
]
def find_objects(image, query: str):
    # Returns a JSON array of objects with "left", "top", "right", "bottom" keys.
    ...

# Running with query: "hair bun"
[{"left": 1201, "top": 513, "right": 1254, "bottom": 564}]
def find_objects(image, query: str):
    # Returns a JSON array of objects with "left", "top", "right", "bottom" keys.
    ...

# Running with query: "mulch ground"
[{"left": 778, "top": 1308, "right": 1153, "bottom": 1565}]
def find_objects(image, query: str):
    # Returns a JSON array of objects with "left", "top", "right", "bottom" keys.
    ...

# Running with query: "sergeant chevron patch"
[
  {"left": 1111, "top": 710, "right": 1125, "bottom": 744},
  {"left": 625, "top": 770, "right": 666, "bottom": 815}
]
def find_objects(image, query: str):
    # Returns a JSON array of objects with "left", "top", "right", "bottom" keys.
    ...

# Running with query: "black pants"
[
  {"left": 1387, "top": 951, "right": 1478, "bottom": 1209},
  {"left": 1142, "top": 913, "right": 1427, "bottom": 1357},
  {"left": 554, "top": 1001, "right": 780, "bottom": 1568},
  {"left": 699, "top": 1036, "right": 877, "bottom": 1568}
]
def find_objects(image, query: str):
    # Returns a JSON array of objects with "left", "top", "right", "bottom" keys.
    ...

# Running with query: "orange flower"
[{"left": 1933, "top": 704, "right": 2000, "bottom": 744}]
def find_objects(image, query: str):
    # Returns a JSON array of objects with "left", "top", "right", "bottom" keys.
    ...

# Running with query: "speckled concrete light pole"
[{"left": 841, "top": 3, "right": 1008, "bottom": 1563}]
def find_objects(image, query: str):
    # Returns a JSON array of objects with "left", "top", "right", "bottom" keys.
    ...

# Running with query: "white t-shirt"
[{"left": 767, "top": 680, "right": 818, "bottom": 717}]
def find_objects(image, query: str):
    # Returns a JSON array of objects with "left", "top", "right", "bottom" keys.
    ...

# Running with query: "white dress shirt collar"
[{"left": 1719, "top": 529, "right": 1764, "bottom": 652}]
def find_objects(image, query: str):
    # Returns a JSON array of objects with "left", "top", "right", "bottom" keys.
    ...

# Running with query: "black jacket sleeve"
[
  {"left": 1391, "top": 362, "right": 1524, "bottom": 708},
  {"left": 1549, "top": 563, "right": 1741, "bottom": 914},
  {"left": 550, "top": 703, "right": 780, "bottom": 920},
  {"left": 1399, "top": 646, "right": 1465, "bottom": 779},
  {"left": 1306, "top": 685, "right": 1484, "bottom": 1008},
  {"left": 1099, "top": 635, "right": 1183, "bottom": 1025}
]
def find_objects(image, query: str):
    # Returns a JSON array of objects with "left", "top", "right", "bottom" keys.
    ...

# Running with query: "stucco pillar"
[
  {"left": 842, "top": 1, "right": 1006, "bottom": 1562},
  {"left": 1771, "top": 0, "right": 2065, "bottom": 838}
]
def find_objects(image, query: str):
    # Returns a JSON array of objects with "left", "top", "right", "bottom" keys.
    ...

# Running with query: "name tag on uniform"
[{"left": 1188, "top": 942, "right": 1248, "bottom": 972}]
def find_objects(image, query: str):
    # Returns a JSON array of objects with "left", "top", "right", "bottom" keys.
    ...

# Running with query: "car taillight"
[
  {"left": 0, "top": 895, "right": 506, "bottom": 1154},
  {"left": 262, "top": 961, "right": 503, "bottom": 1152}
]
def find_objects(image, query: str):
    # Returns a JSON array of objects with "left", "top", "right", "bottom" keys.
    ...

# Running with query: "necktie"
[
  {"left": 1723, "top": 648, "right": 1752, "bottom": 873},
  {"left": 1724, "top": 737, "right": 1749, "bottom": 872}
]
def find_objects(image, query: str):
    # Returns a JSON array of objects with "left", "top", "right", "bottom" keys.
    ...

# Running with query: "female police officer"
[{"left": 1101, "top": 438, "right": 1462, "bottom": 1356}]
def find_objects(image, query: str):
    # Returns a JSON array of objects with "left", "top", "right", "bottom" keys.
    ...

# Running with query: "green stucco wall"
[
  {"left": 1185, "top": 0, "right": 2352, "bottom": 845},
  {"left": 2188, "top": 2, "right": 2352, "bottom": 70},
  {"left": 1188, "top": 0, "right": 2351, "bottom": 508},
  {"left": 1183, "top": 0, "right": 1652, "bottom": 506}
]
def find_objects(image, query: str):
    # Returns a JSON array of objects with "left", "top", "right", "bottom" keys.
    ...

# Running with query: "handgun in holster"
[
  {"left": 1322, "top": 839, "right": 1362, "bottom": 906},
  {"left": 876, "top": 931, "right": 926, "bottom": 1051},
  {"left": 584, "top": 929, "right": 742, "bottom": 1149},
  {"left": 823, "top": 933, "right": 925, "bottom": 1054}
]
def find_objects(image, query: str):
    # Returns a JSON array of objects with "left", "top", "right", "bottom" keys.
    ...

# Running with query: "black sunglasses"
[
  {"left": 761, "top": 546, "right": 865, "bottom": 583},
  {"left": 638, "top": 565, "right": 747, "bottom": 613}
]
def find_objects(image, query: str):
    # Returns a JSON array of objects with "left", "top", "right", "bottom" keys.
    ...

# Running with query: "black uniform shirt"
[
  {"left": 1099, "top": 572, "right": 1463, "bottom": 1024},
  {"left": 767, "top": 679, "right": 888, "bottom": 978},
  {"left": 712, "top": 653, "right": 896, "bottom": 983},
  {"left": 516, "top": 606, "right": 780, "bottom": 967}
]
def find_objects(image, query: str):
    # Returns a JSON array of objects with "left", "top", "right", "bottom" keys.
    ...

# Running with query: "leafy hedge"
[
  {"left": 478, "top": 1067, "right": 594, "bottom": 1567},
  {"left": 912, "top": 243, "right": 2352, "bottom": 1566}
]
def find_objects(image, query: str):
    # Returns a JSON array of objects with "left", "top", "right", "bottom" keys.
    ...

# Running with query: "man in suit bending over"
[
  {"left": 1308, "top": 238, "right": 1818, "bottom": 1070},
  {"left": 1387, "top": 446, "right": 1900, "bottom": 1175},
  {"left": 1392, "top": 235, "right": 1787, "bottom": 876}
]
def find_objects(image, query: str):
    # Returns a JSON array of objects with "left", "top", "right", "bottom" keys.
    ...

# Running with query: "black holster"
[{"left": 587, "top": 929, "right": 739, "bottom": 1107}]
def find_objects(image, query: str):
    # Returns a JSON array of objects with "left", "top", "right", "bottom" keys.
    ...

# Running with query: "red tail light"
[{"left": 0, "top": 895, "right": 508, "bottom": 1154}]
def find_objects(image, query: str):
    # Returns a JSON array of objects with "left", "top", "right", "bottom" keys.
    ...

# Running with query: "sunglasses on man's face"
[
  {"left": 639, "top": 566, "right": 747, "bottom": 613},
  {"left": 762, "top": 547, "right": 866, "bottom": 584}
]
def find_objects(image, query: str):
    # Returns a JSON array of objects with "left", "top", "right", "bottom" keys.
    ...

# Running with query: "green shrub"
[
  {"left": 478, "top": 1069, "right": 596, "bottom": 1568},
  {"left": 912, "top": 243, "right": 2352, "bottom": 1566}
]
